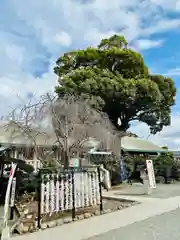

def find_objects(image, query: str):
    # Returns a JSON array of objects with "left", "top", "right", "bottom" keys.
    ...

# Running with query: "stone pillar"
[
  {"left": 143, "top": 179, "right": 152, "bottom": 195},
  {"left": 141, "top": 170, "right": 151, "bottom": 195},
  {"left": 33, "top": 152, "right": 37, "bottom": 172},
  {"left": 100, "top": 165, "right": 111, "bottom": 191}
]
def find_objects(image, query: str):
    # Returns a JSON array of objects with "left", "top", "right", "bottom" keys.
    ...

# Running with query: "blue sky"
[{"left": 1, "top": 0, "right": 180, "bottom": 149}]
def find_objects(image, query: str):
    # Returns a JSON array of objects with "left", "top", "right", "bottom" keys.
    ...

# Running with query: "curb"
[{"left": 102, "top": 196, "right": 137, "bottom": 203}]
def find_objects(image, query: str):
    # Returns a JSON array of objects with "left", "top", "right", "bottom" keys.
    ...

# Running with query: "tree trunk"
[
  {"left": 63, "top": 119, "right": 69, "bottom": 169},
  {"left": 62, "top": 149, "right": 69, "bottom": 169},
  {"left": 109, "top": 116, "right": 129, "bottom": 132},
  {"left": 104, "top": 101, "right": 130, "bottom": 132}
]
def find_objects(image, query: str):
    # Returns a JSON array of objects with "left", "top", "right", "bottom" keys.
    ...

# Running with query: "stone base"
[
  {"left": 143, "top": 180, "right": 152, "bottom": 195},
  {"left": 13, "top": 199, "right": 138, "bottom": 236}
]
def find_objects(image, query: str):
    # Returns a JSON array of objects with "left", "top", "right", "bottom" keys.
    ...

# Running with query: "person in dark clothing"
[
  {"left": 127, "top": 170, "right": 133, "bottom": 185},
  {"left": 139, "top": 177, "right": 144, "bottom": 184}
]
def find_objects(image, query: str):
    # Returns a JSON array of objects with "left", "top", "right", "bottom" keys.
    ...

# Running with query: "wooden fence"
[{"left": 38, "top": 167, "right": 103, "bottom": 227}]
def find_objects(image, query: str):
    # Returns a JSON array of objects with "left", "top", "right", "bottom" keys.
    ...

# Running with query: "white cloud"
[
  {"left": 0, "top": 60, "right": 57, "bottom": 115},
  {"left": 164, "top": 68, "right": 180, "bottom": 76},
  {"left": 1, "top": 0, "right": 180, "bottom": 147},
  {"left": 84, "top": 29, "right": 116, "bottom": 46},
  {"left": 53, "top": 32, "right": 72, "bottom": 46},
  {"left": 134, "top": 39, "right": 163, "bottom": 50},
  {"left": 144, "top": 19, "right": 180, "bottom": 36},
  {"left": 130, "top": 115, "right": 180, "bottom": 150},
  {"left": 151, "top": 0, "right": 180, "bottom": 11},
  {"left": 5, "top": 44, "right": 24, "bottom": 64}
]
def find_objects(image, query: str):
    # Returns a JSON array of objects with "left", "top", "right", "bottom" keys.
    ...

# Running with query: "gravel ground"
[
  {"left": 100, "top": 199, "right": 137, "bottom": 212},
  {"left": 12, "top": 198, "right": 137, "bottom": 227},
  {"left": 42, "top": 199, "right": 137, "bottom": 222},
  {"left": 87, "top": 208, "right": 180, "bottom": 240}
]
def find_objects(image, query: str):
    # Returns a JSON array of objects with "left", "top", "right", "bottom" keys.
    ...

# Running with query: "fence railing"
[
  {"left": 4, "top": 159, "right": 42, "bottom": 173},
  {"left": 37, "top": 166, "right": 103, "bottom": 228},
  {"left": 25, "top": 160, "right": 42, "bottom": 172}
]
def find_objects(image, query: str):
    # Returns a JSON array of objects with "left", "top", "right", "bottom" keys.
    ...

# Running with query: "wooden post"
[
  {"left": 71, "top": 169, "right": 76, "bottom": 220},
  {"left": 9, "top": 177, "right": 16, "bottom": 220},
  {"left": 37, "top": 170, "right": 41, "bottom": 229},
  {"left": 97, "top": 167, "right": 103, "bottom": 212}
]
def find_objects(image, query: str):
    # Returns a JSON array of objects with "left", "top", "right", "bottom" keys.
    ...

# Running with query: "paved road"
[
  {"left": 13, "top": 196, "right": 180, "bottom": 240},
  {"left": 88, "top": 208, "right": 180, "bottom": 240},
  {"left": 112, "top": 182, "right": 180, "bottom": 199},
  {"left": 0, "top": 206, "right": 4, "bottom": 228},
  {"left": 10, "top": 183, "right": 180, "bottom": 240}
]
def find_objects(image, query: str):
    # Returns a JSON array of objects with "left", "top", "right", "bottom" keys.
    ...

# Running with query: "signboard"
[
  {"left": 69, "top": 158, "right": 79, "bottom": 167},
  {"left": 119, "top": 157, "right": 128, "bottom": 181},
  {"left": 10, "top": 178, "right": 16, "bottom": 207},
  {"left": 3, "top": 163, "right": 17, "bottom": 226},
  {"left": 146, "top": 160, "right": 156, "bottom": 189}
]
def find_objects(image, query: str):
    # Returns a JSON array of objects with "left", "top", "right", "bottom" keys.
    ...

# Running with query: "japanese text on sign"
[{"left": 146, "top": 160, "right": 156, "bottom": 189}]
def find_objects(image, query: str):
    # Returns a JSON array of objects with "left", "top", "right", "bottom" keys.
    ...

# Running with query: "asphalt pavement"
[
  {"left": 88, "top": 208, "right": 180, "bottom": 240},
  {"left": 110, "top": 182, "right": 180, "bottom": 199},
  {"left": 10, "top": 183, "right": 180, "bottom": 240}
]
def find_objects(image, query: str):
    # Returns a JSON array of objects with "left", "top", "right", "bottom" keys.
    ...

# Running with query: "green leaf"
[{"left": 54, "top": 34, "right": 176, "bottom": 134}]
